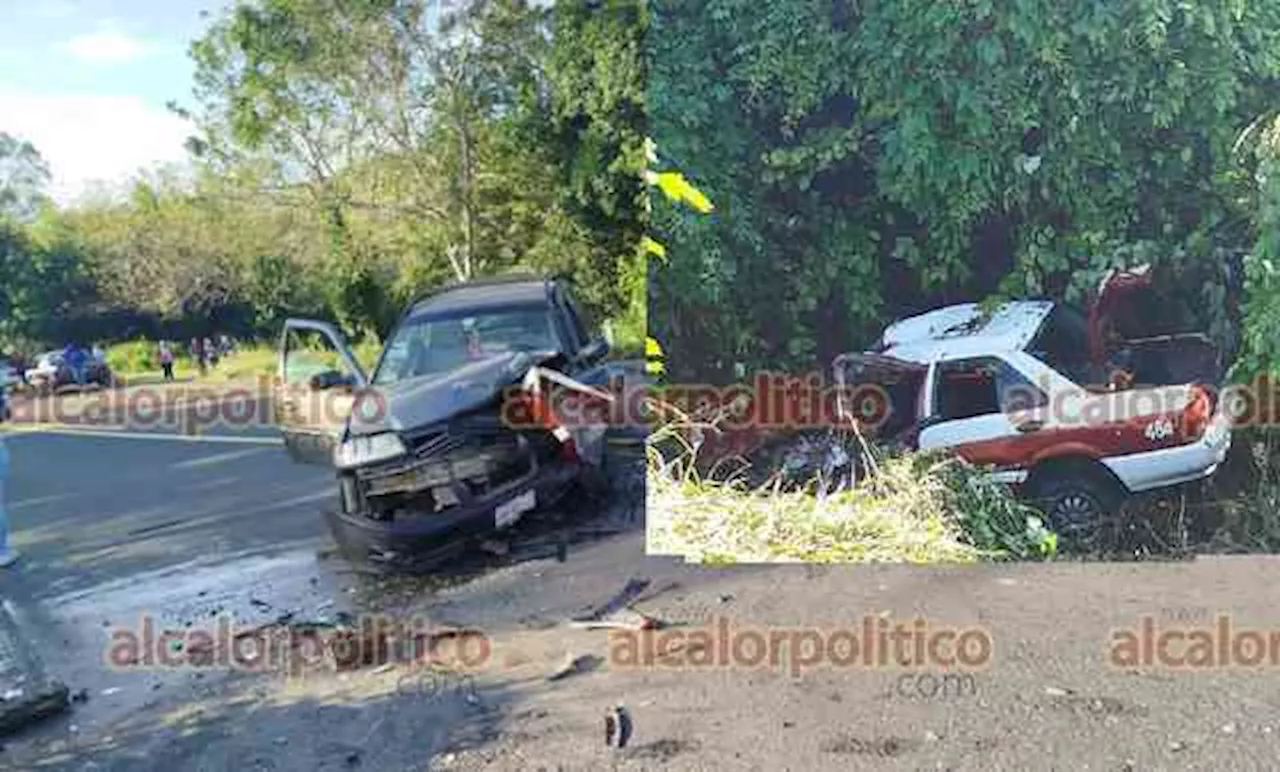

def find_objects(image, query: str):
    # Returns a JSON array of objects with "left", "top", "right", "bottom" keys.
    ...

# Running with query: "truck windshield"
[{"left": 372, "top": 305, "right": 557, "bottom": 385}]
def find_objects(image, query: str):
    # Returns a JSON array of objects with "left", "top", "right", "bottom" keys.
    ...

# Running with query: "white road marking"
[
  {"left": 9, "top": 492, "right": 75, "bottom": 510},
  {"left": 170, "top": 447, "right": 270, "bottom": 468},
  {"left": 2, "top": 425, "right": 280, "bottom": 445}
]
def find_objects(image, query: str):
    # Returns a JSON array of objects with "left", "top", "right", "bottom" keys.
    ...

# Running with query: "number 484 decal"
[{"left": 1144, "top": 418, "right": 1175, "bottom": 441}]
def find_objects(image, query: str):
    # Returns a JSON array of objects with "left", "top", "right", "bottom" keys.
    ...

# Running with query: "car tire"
[{"left": 1027, "top": 471, "right": 1124, "bottom": 547}]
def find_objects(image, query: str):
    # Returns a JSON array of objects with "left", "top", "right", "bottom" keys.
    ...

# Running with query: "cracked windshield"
[
  {"left": 4, "top": 0, "right": 1280, "bottom": 770},
  {"left": 374, "top": 307, "right": 557, "bottom": 385}
]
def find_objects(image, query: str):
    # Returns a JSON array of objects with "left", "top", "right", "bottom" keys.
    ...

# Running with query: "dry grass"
[{"left": 644, "top": 403, "right": 1055, "bottom": 565}]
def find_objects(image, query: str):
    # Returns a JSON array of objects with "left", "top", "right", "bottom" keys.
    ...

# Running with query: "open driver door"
[{"left": 275, "top": 319, "right": 369, "bottom": 465}]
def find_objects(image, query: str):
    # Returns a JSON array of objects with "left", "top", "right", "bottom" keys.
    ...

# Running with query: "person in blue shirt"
[{"left": 63, "top": 342, "right": 87, "bottom": 388}]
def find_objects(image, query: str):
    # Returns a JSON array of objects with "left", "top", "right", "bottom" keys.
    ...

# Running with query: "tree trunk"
[{"left": 459, "top": 121, "right": 475, "bottom": 280}]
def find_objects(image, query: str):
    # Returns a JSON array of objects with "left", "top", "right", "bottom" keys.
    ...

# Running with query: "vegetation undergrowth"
[{"left": 645, "top": 405, "right": 1057, "bottom": 565}]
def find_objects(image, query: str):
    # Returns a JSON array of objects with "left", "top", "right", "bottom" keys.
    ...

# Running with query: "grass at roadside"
[
  {"left": 645, "top": 417, "right": 1058, "bottom": 564},
  {"left": 107, "top": 338, "right": 383, "bottom": 387}
]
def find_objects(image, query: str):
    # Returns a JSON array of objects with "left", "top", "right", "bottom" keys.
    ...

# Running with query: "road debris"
[
  {"left": 604, "top": 704, "right": 633, "bottom": 749},
  {"left": 546, "top": 653, "right": 602, "bottom": 682},
  {"left": 569, "top": 577, "right": 665, "bottom": 630},
  {"left": 632, "top": 580, "right": 681, "bottom": 605},
  {"left": 568, "top": 608, "right": 660, "bottom": 631},
  {"left": 573, "top": 578, "right": 651, "bottom": 620}
]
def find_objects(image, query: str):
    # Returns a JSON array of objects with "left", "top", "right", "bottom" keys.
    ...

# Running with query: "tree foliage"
[
  {"left": 0, "top": 132, "right": 51, "bottom": 222},
  {"left": 648, "top": 0, "right": 1280, "bottom": 381},
  {"left": 0, "top": 0, "right": 646, "bottom": 353}
]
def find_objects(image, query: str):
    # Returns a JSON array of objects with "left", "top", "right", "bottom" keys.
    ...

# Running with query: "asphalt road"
[
  {"left": 3, "top": 424, "right": 1280, "bottom": 770},
  {"left": 5, "top": 430, "right": 328, "bottom": 597}
]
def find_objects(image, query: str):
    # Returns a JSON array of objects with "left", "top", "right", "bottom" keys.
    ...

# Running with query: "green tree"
[
  {"left": 648, "top": 0, "right": 1280, "bottom": 380},
  {"left": 0, "top": 132, "right": 51, "bottom": 222}
]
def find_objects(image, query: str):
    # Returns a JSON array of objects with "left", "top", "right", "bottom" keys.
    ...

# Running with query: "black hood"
[{"left": 345, "top": 350, "right": 553, "bottom": 437}]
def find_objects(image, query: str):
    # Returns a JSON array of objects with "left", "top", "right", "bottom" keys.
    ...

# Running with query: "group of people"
[
  {"left": 155, "top": 334, "right": 234, "bottom": 381},
  {"left": 60, "top": 342, "right": 105, "bottom": 387}
]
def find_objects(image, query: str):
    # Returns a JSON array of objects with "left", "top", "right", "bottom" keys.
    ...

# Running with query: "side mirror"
[{"left": 578, "top": 337, "right": 609, "bottom": 363}]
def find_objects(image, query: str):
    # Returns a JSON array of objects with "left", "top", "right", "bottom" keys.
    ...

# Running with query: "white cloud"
[
  {"left": 0, "top": 92, "right": 194, "bottom": 204},
  {"left": 61, "top": 29, "right": 155, "bottom": 64}
]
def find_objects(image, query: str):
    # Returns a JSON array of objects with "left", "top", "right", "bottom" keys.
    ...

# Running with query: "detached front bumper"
[{"left": 1102, "top": 409, "right": 1233, "bottom": 493}]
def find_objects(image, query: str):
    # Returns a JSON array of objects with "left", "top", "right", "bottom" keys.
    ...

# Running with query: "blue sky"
[{"left": 0, "top": 0, "right": 214, "bottom": 204}]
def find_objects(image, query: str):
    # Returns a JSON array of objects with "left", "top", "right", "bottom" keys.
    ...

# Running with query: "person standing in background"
[
  {"left": 64, "top": 342, "right": 87, "bottom": 388},
  {"left": 191, "top": 337, "right": 206, "bottom": 376},
  {"left": 158, "top": 340, "right": 175, "bottom": 381},
  {"left": 204, "top": 337, "right": 219, "bottom": 369},
  {"left": 0, "top": 387, "right": 18, "bottom": 567}
]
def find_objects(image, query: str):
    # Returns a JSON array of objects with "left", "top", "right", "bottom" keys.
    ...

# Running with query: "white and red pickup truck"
[{"left": 834, "top": 265, "right": 1233, "bottom": 537}]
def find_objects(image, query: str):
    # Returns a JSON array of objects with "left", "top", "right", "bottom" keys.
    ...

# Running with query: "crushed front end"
[{"left": 327, "top": 408, "right": 584, "bottom": 569}]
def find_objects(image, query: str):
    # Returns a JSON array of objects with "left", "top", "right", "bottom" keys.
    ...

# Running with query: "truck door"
[{"left": 275, "top": 319, "right": 368, "bottom": 466}]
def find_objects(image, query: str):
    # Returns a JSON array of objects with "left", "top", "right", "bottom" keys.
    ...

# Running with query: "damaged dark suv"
[{"left": 274, "top": 275, "right": 621, "bottom": 567}]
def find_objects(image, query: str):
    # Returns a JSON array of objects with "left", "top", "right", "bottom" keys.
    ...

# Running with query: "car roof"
[
  {"left": 408, "top": 276, "right": 552, "bottom": 317},
  {"left": 880, "top": 300, "right": 1054, "bottom": 364}
]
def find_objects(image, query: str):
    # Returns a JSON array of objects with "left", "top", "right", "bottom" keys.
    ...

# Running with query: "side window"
[
  {"left": 994, "top": 359, "right": 1049, "bottom": 412},
  {"left": 934, "top": 357, "right": 1048, "bottom": 421},
  {"left": 934, "top": 358, "right": 1001, "bottom": 421}
]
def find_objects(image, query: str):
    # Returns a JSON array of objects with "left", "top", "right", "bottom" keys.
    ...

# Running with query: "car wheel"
[{"left": 1028, "top": 472, "right": 1123, "bottom": 548}]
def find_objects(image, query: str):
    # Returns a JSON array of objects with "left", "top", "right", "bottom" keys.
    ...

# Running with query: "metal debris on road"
[
  {"left": 546, "top": 653, "right": 602, "bottom": 682},
  {"left": 567, "top": 608, "right": 660, "bottom": 631},
  {"left": 574, "top": 578, "right": 649, "bottom": 621}
]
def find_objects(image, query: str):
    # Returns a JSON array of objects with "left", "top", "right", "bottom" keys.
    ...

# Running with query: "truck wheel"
[{"left": 1028, "top": 471, "right": 1123, "bottom": 546}]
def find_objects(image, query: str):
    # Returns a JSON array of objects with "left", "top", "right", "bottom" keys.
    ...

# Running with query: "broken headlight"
[{"left": 333, "top": 432, "right": 407, "bottom": 469}]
